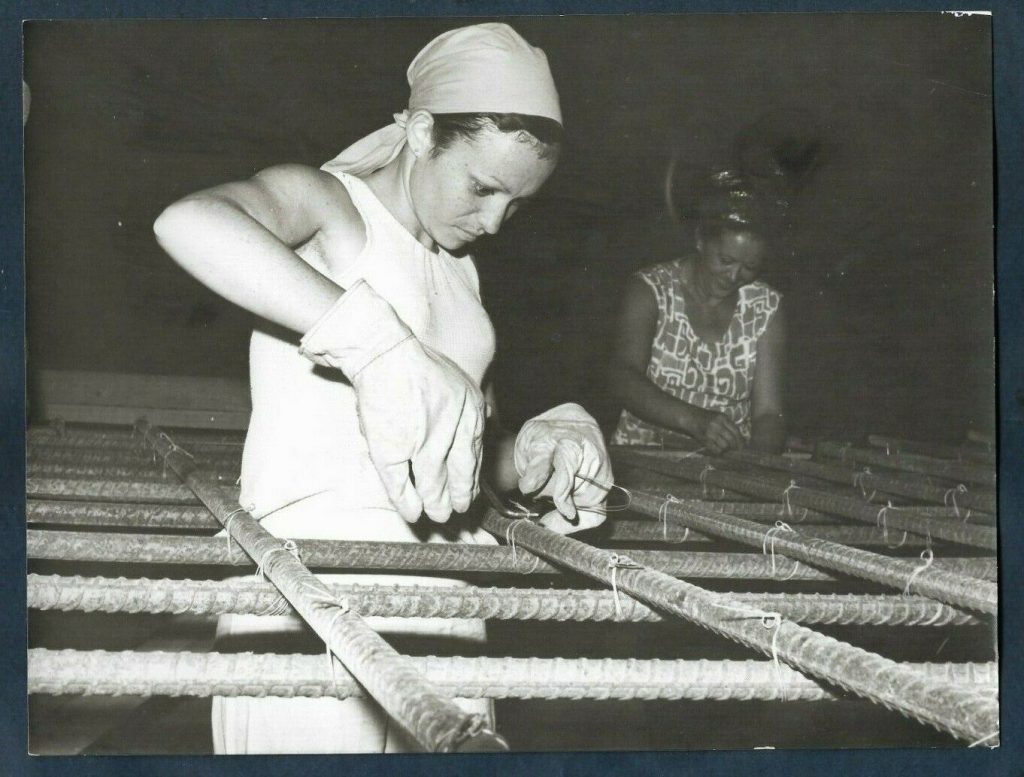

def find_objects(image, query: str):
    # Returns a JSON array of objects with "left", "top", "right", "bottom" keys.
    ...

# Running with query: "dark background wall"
[{"left": 23, "top": 14, "right": 994, "bottom": 440}]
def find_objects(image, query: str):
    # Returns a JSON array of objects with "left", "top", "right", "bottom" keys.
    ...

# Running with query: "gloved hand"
[
  {"left": 300, "top": 279, "right": 484, "bottom": 523},
  {"left": 513, "top": 403, "right": 613, "bottom": 534}
]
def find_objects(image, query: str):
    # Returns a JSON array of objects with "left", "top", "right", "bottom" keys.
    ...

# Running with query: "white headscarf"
[{"left": 322, "top": 23, "right": 562, "bottom": 177}]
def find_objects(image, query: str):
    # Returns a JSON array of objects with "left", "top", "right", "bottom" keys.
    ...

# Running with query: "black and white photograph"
[{"left": 22, "top": 11, "right": 1001, "bottom": 757}]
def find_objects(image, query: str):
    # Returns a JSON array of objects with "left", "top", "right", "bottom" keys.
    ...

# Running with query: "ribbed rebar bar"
[
  {"left": 134, "top": 421, "right": 505, "bottom": 753},
  {"left": 28, "top": 426, "right": 244, "bottom": 449},
  {"left": 624, "top": 491, "right": 997, "bottom": 613},
  {"left": 27, "top": 461, "right": 240, "bottom": 484},
  {"left": 867, "top": 435, "right": 996, "bottom": 467},
  {"left": 608, "top": 520, "right": 937, "bottom": 549},
  {"left": 28, "top": 649, "right": 997, "bottom": 702},
  {"left": 614, "top": 449, "right": 997, "bottom": 551},
  {"left": 725, "top": 449, "right": 997, "bottom": 514},
  {"left": 27, "top": 477, "right": 240, "bottom": 505},
  {"left": 27, "top": 443, "right": 241, "bottom": 469},
  {"left": 480, "top": 510, "right": 999, "bottom": 743},
  {"left": 26, "top": 529, "right": 994, "bottom": 581},
  {"left": 27, "top": 574, "right": 982, "bottom": 626},
  {"left": 816, "top": 441, "right": 996, "bottom": 488},
  {"left": 26, "top": 500, "right": 219, "bottom": 530}
]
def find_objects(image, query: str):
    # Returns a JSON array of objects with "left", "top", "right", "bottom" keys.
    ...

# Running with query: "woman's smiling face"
[
  {"left": 408, "top": 122, "right": 557, "bottom": 251},
  {"left": 697, "top": 228, "right": 767, "bottom": 297}
]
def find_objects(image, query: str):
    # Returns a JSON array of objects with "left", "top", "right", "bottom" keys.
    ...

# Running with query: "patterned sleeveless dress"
[{"left": 612, "top": 259, "right": 780, "bottom": 446}]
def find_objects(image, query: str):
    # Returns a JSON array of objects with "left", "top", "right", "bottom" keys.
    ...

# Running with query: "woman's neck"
[
  {"left": 683, "top": 257, "right": 733, "bottom": 308},
  {"left": 363, "top": 153, "right": 435, "bottom": 250}
]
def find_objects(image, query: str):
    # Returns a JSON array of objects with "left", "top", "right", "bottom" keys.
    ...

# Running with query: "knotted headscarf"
[{"left": 322, "top": 23, "right": 562, "bottom": 177}]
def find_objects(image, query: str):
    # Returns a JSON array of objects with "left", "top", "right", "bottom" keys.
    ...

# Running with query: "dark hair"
[
  {"left": 696, "top": 170, "right": 788, "bottom": 242},
  {"left": 429, "top": 113, "right": 563, "bottom": 160}
]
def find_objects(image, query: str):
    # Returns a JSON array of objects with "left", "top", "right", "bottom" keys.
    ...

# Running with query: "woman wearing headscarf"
[
  {"left": 609, "top": 171, "right": 787, "bottom": 453},
  {"left": 154, "top": 23, "right": 611, "bottom": 753}
]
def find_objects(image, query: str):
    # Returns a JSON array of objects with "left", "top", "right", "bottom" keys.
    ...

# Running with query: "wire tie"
[
  {"left": 780, "top": 480, "right": 801, "bottom": 519},
  {"left": 223, "top": 507, "right": 246, "bottom": 561},
  {"left": 322, "top": 603, "right": 351, "bottom": 697},
  {"left": 657, "top": 495, "right": 688, "bottom": 541},
  {"left": 709, "top": 599, "right": 787, "bottom": 700},
  {"left": 254, "top": 539, "right": 300, "bottom": 582},
  {"left": 607, "top": 553, "right": 642, "bottom": 619},
  {"left": 902, "top": 548, "right": 935, "bottom": 596},
  {"left": 574, "top": 474, "right": 633, "bottom": 512},
  {"left": 944, "top": 484, "right": 969, "bottom": 519},
  {"left": 699, "top": 464, "right": 715, "bottom": 498},
  {"left": 762, "top": 521, "right": 797, "bottom": 578}
]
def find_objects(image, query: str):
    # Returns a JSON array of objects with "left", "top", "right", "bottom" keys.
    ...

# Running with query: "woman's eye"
[{"left": 472, "top": 183, "right": 494, "bottom": 197}]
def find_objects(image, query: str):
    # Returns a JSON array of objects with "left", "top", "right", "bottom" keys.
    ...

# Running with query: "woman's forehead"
[{"left": 447, "top": 129, "right": 557, "bottom": 194}]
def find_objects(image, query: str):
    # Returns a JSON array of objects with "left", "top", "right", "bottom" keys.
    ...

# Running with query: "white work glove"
[
  {"left": 300, "top": 279, "right": 484, "bottom": 523},
  {"left": 513, "top": 403, "right": 613, "bottom": 534}
]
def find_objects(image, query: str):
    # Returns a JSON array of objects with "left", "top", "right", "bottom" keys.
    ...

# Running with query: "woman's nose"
[{"left": 479, "top": 202, "right": 507, "bottom": 235}]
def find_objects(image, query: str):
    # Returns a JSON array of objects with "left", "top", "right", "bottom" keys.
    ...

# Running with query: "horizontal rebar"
[
  {"left": 27, "top": 477, "right": 239, "bottom": 505},
  {"left": 26, "top": 529, "right": 995, "bottom": 581},
  {"left": 613, "top": 449, "right": 997, "bottom": 551},
  {"left": 27, "top": 443, "right": 241, "bottom": 469},
  {"left": 480, "top": 510, "right": 999, "bottom": 744},
  {"left": 135, "top": 421, "right": 505, "bottom": 753},
  {"left": 608, "top": 520, "right": 938, "bottom": 549},
  {"left": 27, "top": 649, "right": 997, "bottom": 702},
  {"left": 27, "top": 461, "right": 240, "bottom": 484},
  {"left": 624, "top": 491, "right": 997, "bottom": 614},
  {"left": 28, "top": 426, "right": 245, "bottom": 449},
  {"left": 725, "top": 449, "right": 996, "bottom": 514},
  {"left": 27, "top": 574, "right": 982, "bottom": 626},
  {"left": 867, "top": 435, "right": 996, "bottom": 467},
  {"left": 816, "top": 441, "right": 996, "bottom": 489}
]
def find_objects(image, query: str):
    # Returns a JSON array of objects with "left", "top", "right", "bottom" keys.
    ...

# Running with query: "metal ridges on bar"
[
  {"left": 479, "top": 510, "right": 999, "bottom": 744},
  {"left": 608, "top": 520, "right": 937, "bottom": 548},
  {"left": 614, "top": 449, "right": 996, "bottom": 551},
  {"left": 27, "top": 529, "right": 995, "bottom": 582},
  {"left": 27, "top": 477, "right": 239, "bottom": 505},
  {"left": 816, "top": 441, "right": 996, "bottom": 488},
  {"left": 133, "top": 421, "right": 505, "bottom": 754},
  {"left": 28, "top": 649, "right": 997, "bottom": 702},
  {"left": 867, "top": 434, "right": 996, "bottom": 467},
  {"left": 623, "top": 491, "right": 996, "bottom": 614},
  {"left": 27, "top": 574, "right": 982, "bottom": 627},
  {"left": 725, "top": 449, "right": 996, "bottom": 514}
]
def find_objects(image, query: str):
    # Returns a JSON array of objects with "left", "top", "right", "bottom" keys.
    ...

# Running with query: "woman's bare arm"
[{"left": 153, "top": 164, "right": 364, "bottom": 333}]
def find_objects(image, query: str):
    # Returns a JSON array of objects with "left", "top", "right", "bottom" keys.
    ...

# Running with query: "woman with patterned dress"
[{"left": 610, "top": 171, "right": 786, "bottom": 453}]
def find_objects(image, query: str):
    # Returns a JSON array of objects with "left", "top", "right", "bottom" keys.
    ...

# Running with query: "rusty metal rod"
[
  {"left": 480, "top": 510, "right": 999, "bottom": 744},
  {"left": 27, "top": 649, "right": 997, "bottom": 703},
  {"left": 608, "top": 519, "right": 937, "bottom": 549},
  {"left": 27, "top": 443, "right": 241, "bottom": 469},
  {"left": 27, "top": 574, "right": 982, "bottom": 626},
  {"left": 134, "top": 421, "right": 505, "bottom": 754},
  {"left": 26, "top": 529, "right": 995, "bottom": 581},
  {"left": 25, "top": 500, "right": 936, "bottom": 548},
  {"left": 28, "top": 460, "right": 240, "bottom": 484},
  {"left": 816, "top": 441, "right": 996, "bottom": 489},
  {"left": 624, "top": 491, "right": 997, "bottom": 613},
  {"left": 27, "top": 477, "right": 238, "bottom": 505},
  {"left": 724, "top": 449, "right": 996, "bottom": 514},
  {"left": 613, "top": 449, "right": 997, "bottom": 551},
  {"left": 28, "top": 426, "right": 244, "bottom": 449},
  {"left": 867, "top": 435, "right": 996, "bottom": 467}
]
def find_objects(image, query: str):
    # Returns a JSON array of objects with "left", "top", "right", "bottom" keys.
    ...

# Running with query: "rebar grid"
[
  {"left": 133, "top": 421, "right": 505, "bottom": 754},
  {"left": 27, "top": 574, "right": 982, "bottom": 626},
  {"left": 816, "top": 441, "right": 996, "bottom": 488},
  {"left": 725, "top": 449, "right": 996, "bottom": 514},
  {"left": 613, "top": 449, "right": 997, "bottom": 551},
  {"left": 623, "top": 491, "right": 996, "bottom": 614},
  {"left": 28, "top": 649, "right": 997, "bottom": 702},
  {"left": 26, "top": 529, "right": 995, "bottom": 581},
  {"left": 480, "top": 510, "right": 999, "bottom": 744}
]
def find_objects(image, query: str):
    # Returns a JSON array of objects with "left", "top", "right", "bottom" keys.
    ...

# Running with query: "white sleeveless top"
[{"left": 239, "top": 171, "right": 497, "bottom": 520}]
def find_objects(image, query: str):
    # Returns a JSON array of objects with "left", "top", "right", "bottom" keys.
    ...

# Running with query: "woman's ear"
[{"left": 405, "top": 110, "right": 435, "bottom": 159}]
